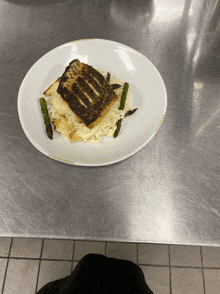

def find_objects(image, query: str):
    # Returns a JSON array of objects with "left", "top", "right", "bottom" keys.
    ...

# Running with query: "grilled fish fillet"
[{"left": 49, "top": 59, "right": 120, "bottom": 129}]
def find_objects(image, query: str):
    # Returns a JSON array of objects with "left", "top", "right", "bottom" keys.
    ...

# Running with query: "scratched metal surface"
[{"left": 1, "top": 0, "right": 220, "bottom": 246}]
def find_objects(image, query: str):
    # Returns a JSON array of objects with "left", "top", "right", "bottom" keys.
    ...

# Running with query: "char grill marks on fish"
[{"left": 57, "top": 59, "right": 119, "bottom": 128}]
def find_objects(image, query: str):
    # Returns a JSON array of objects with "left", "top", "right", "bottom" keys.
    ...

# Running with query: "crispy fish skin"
[{"left": 57, "top": 59, "right": 119, "bottom": 129}]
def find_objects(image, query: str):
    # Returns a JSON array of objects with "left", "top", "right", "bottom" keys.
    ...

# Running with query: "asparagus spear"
[
  {"left": 39, "top": 97, "right": 53, "bottom": 140},
  {"left": 106, "top": 72, "right": 121, "bottom": 90},
  {"left": 114, "top": 82, "right": 129, "bottom": 138},
  {"left": 125, "top": 108, "right": 138, "bottom": 117},
  {"left": 119, "top": 82, "right": 129, "bottom": 110},
  {"left": 111, "top": 84, "right": 122, "bottom": 90},
  {"left": 114, "top": 119, "right": 122, "bottom": 138}
]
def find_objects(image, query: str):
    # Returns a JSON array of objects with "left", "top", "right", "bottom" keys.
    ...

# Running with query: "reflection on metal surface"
[
  {"left": 192, "top": 82, "right": 203, "bottom": 122},
  {"left": 110, "top": 0, "right": 154, "bottom": 29},
  {"left": 196, "top": 108, "right": 220, "bottom": 136},
  {"left": 153, "top": 0, "right": 183, "bottom": 23}
]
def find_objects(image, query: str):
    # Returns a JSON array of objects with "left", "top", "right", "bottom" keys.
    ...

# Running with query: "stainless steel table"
[{"left": 1, "top": 0, "right": 220, "bottom": 246}]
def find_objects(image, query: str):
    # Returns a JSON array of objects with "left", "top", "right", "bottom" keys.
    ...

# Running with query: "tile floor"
[{"left": 0, "top": 237, "right": 220, "bottom": 293}]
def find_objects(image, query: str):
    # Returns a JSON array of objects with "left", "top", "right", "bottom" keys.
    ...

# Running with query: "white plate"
[{"left": 18, "top": 39, "right": 167, "bottom": 166}]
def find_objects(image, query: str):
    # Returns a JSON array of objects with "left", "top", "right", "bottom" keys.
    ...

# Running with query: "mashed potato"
[{"left": 46, "top": 72, "right": 131, "bottom": 143}]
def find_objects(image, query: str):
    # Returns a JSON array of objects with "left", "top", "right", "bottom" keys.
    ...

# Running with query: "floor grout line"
[
  {"left": 105, "top": 241, "right": 107, "bottom": 256},
  {"left": 200, "top": 246, "right": 206, "bottom": 294},
  {"left": 34, "top": 239, "right": 44, "bottom": 294},
  {"left": 1, "top": 256, "right": 220, "bottom": 270},
  {"left": 1, "top": 237, "right": 13, "bottom": 294},
  {"left": 71, "top": 241, "right": 75, "bottom": 272},
  {"left": 1, "top": 255, "right": 220, "bottom": 270},
  {"left": 168, "top": 245, "right": 172, "bottom": 294}
]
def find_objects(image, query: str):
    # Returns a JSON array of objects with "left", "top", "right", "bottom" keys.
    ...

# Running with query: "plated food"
[
  {"left": 40, "top": 59, "right": 137, "bottom": 143},
  {"left": 18, "top": 39, "right": 167, "bottom": 166}
]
